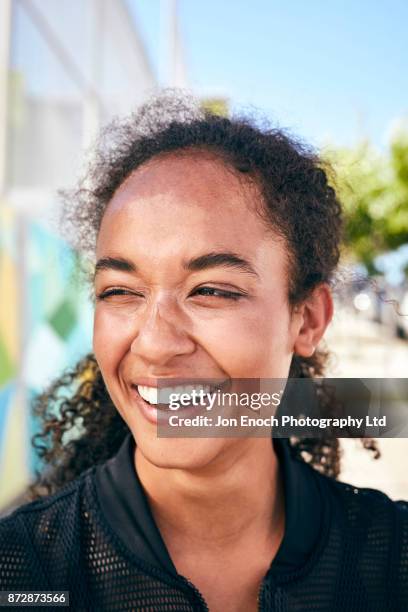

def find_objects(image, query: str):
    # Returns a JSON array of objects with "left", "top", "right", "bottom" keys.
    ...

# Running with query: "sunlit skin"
[{"left": 93, "top": 152, "right": 333, "bottom": 612}]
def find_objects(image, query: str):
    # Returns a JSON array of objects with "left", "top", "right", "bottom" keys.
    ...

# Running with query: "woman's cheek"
[
  {"left": 196, "top": 305, "right": 290, "bottom": 378},
  {"left": 195, "top": 316, "right": 268, "bottom": 376},
  {"left": 93, "top": 308, "right": 136, "bottom": 369}
]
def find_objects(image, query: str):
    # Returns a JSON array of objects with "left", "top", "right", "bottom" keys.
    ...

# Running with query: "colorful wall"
[{"left": 0, "top": 205, "right": 93, "bottom": 508}]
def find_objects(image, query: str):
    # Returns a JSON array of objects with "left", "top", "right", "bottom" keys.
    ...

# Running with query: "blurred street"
[{"left": 326, "top": 305, "right": 408, "bottom": 500}]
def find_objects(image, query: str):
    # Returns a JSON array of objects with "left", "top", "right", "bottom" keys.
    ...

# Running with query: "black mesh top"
[{"left": 1, "top": 434, "right": 407, "bottom": 611}]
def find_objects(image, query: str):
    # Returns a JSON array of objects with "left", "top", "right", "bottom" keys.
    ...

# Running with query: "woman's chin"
[{"left": 132, "top": 428, "right": 231, "bottom": 471}]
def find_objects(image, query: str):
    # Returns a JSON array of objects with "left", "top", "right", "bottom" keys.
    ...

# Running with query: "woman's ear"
[{"left": 293, "top": 284, "right": 333, "bottom": 357}]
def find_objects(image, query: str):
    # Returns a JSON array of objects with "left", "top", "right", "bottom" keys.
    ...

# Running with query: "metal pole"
[
  {"left": 159, "top": 0, "right": 177, "bottom": 87},
  {"left": 83, "top": 0, "right": 103, "bottom": 152}
]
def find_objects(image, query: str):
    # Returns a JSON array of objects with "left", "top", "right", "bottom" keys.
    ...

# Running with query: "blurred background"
[{"left": 0, "top": 0, "right": 407, "bottom": 513}]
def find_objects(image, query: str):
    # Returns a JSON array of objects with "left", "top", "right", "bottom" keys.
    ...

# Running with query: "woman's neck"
[{"left": 135, "top": 439, "right": 284, "bottom": 550}]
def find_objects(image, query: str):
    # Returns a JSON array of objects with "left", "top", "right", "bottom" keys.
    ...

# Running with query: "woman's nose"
[{"left": 130, "top": 300, "right": 196, "bottom": 366}]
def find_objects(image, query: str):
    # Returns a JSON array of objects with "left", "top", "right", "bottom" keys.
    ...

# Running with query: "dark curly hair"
[{"left": 28, "top": 91, "right": 379, "bottom": 500}]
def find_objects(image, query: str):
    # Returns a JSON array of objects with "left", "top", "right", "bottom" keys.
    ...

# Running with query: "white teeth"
[
  {"left": 138, "top": 386, "right": 159, "bottom": 404},
  {"left": 137, "top": 384, "right": 216, "bottom": 405}
]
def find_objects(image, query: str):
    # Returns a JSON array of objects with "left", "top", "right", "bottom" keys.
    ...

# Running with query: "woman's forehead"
[
  {"left": 100, "top": 154, "right": 270, "bottom": 240},
  {"left": 96, "top": 154, "right": 288, "bottom": 277},
  {"left": 108, "top": 152, "right": 259, "bottom": 213}
]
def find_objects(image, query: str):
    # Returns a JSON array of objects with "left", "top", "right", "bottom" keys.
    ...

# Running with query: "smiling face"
[{"left": 93, "top": 152, "right": 324, "bottom": 469}]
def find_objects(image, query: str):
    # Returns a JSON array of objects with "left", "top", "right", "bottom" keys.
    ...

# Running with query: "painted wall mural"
[{"left": 0, "top": 205, "right": 93, "bottom": 509}]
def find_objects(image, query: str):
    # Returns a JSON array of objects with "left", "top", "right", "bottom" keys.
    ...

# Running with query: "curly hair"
[{"left": 28, "top": 91, "right": 379, "bottom": 499}]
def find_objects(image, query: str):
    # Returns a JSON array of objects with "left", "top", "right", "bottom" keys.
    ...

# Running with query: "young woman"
[{"left": 1, "top": 93, "right": 407, "bottom": 611}]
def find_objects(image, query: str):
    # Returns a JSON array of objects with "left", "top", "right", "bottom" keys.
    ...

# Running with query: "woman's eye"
[
  {"left": 192, "top": 287, "right": 243, "bottom": 300},
  {"left": 96, "top": 287, "right": 244, "bottom": 302},
  {"left": 96, "top": 288, "right": 143, "bottom": 300}
]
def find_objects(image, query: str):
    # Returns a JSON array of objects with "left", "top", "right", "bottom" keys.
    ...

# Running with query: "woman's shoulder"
[
  {"left": 0, "top": 467, "right": 95, "bottom": 549},
  {"left": 313, "top": 466, "right": 408, "bottom": 552},
  {"left": 325, "top": 470, "right": 408, "bottom": 516},
  {"left": 0, "top": 467, "right": 102, "bottom": 591},
  {"left": 305, "top": 465, "right": 408, "bottom": 602}
]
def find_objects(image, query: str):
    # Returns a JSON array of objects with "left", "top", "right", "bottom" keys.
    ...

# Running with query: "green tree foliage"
[
  {"left": 330, "top": 130, "right": 408, "bottom": 273},
  {"left": 200, "top": 97, "right": 229, "bottom": 117}
]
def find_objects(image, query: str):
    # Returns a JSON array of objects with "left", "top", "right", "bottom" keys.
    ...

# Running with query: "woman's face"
[{"left": 93, "top": 153, "right": 325, "bottom": 469}]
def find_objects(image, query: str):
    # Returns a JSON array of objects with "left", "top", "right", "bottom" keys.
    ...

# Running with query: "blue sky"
[{"left": 128, "top": 0, "right": 408, "bottom": 149}]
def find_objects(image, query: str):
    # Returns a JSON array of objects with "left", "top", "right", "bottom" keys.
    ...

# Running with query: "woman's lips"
[{"left": 129, "top": 384, "right": 166, "bottom": 425}]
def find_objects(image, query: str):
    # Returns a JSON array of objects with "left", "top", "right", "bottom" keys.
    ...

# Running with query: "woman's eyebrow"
[
  {"left": 94, "top": 256, "right": 136, "bottom": 279},
  {"left": 184, "top": 252, "right": 259, "bottom": 278},
  {"left": 93, "top": 252, "right": 259, "bottom": 280}
]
